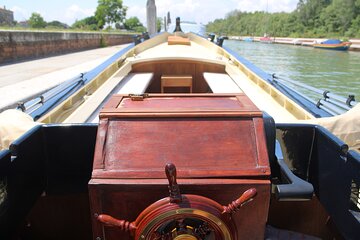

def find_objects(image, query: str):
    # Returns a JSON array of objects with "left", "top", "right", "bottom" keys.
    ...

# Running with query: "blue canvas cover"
[{"left": 322, "top": 39, "right": 342, "bottom": 44}]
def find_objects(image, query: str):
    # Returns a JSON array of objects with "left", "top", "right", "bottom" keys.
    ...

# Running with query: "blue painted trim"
[
  {"left": 82, "top": 43, "right": 134, "bottom": 84},
  {"left": 223, "top": 46, "right": 332, "bottom": 118}
]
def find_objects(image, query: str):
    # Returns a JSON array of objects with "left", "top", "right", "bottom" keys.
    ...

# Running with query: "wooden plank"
[
  {"left": 203, "top": 72, "right": 242, "bottom": 93},
  {"left": 116, "top": 73, "right": 153, "bottom": 94},
  {"left": 167, "top": 36, "right": 191, "bottom": 45}
]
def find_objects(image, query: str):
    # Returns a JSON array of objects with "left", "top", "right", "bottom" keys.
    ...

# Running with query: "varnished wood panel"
[
  {"left": 89, "top": 179, "right": 270, "bottom": 240},
  {"left": 131, "top": 60, "right": 225, "bottom": 93},
  {"left": 90, "top": 94, "right": 271, "bottom": 239}
]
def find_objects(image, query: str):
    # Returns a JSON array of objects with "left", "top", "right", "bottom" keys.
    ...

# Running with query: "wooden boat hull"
[
  {"left": 1, "top": 28, "right": 359, "bottom": 240},
  {"left": 32, "top": 32, "right": 321, "bottom": 125}
]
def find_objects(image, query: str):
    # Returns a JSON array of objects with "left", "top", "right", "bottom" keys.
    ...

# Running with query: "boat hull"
[{"left": 313, "top": 42, "right": 352, "bottom": 51}]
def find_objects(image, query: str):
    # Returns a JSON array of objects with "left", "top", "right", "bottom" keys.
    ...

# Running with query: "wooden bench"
[
  {"left": 116, "top": 73, "right": 154, "bottom": 94},
  {"left": 161, "top": 75, "right": 193, "bottom": 93},
  {"left": 64, "top": 72, "right": 153, "bottom": 123},
  {"left": 203, "top": 72, "right": 242, "bottom": 93}
]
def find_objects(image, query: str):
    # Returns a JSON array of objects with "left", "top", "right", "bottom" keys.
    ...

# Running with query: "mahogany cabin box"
[{"left": 89, "top": 94, "right": 271, "bottom": 240}]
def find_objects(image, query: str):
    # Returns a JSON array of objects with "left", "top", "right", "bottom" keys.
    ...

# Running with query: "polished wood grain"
[
  {"left": 89, "top": 94, "right": 271, "bottom": 239},
  {"left": 97, "top": 214, "right": 136, "bottom": 234},
  {"left": 222, "top": 188, "right": 257, "bottom": 214},
  {"left": 165, "top": 163, "right": 182, "bottom": 203},
  {"left": 89, "top": 179, "right": 270, "bottom": 240}
]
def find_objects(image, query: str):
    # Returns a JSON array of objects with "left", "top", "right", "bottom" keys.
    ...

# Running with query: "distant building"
[
  {"left": 18, "top": 21, "right": 29, "bottom": 28},
  {"left": 0, "top": 6, "right": 14, "bottom": 25}
]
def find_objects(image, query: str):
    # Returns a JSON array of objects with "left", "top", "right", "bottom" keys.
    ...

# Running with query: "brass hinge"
[{"left": 129, "top": 93, "right": 149, "bottom": 101}]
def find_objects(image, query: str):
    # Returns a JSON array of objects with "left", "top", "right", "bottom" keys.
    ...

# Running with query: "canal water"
[{"left": 224, "top": 40, "right": 360, "bottom": 103}]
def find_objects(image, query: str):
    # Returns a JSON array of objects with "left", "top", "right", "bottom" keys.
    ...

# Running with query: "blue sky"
[{"left": 2, "top": 0, "right": 299, "bottom": 26}]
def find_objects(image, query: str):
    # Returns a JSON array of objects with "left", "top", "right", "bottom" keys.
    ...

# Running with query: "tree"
[
  {"left": 206, "top": 0, "right": 360, "bottom": 38},
  {"left": 47, "top": 20, "right": 68, "bottom": 29},
  {"left": 124, "top": 17, "right": 142, "bottom": 30},
  {"left": 72, "top": 16, "right": 99, "bottom": 30},
  {"left": 124, "top": 17, "right": 146, "bottom": 32},
  {"left": 157, "top": 17, "right": 162, "bottom": 32},
  {"left": 95, "top": 0, "right": 127, "bottom": 29},
  {"left": 28, "top": 12, "right": 46, "bottom": 28}
]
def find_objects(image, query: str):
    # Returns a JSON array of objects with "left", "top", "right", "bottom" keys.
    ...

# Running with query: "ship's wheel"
[{"left": 97, "top": 163, "right": 257, "bottom": 240}]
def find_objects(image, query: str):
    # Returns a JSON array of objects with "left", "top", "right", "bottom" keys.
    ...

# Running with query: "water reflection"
[{"left": 224, "top": 40, "right": 360, "bottom": 101}]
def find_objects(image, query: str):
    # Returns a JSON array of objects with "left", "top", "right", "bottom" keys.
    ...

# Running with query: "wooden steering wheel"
[{"left": 97, "top": 163, "right": 257, "bottom": 240}]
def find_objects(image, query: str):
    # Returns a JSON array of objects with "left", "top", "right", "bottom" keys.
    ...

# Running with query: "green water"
[{"left": 224, "top": 40, "right": 360, "bottom": 103}]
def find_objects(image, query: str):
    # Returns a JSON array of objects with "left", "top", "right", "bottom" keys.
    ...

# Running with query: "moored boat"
[
  {"left": 243, "top": 37, "right": 253, "bottom": 42},
  {"left": 260, "top": 34, "right": 273, "bottom": 43},
  {"left": 0, "top": 20, "right": 359, "bottom": 240},
  {"left": 313, "top": 39, "right": 352, "bottom": 51}
]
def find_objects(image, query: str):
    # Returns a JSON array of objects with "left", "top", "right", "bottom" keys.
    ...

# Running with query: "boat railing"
[
  {"left": 15, "top": 44, "right": 135, "bottom": 121},
  {"left": 17, "top": 73, "right": 85, "bottom": 115},
  {"left": 271, "top": 74, "right": 358, "bottom": 116}
]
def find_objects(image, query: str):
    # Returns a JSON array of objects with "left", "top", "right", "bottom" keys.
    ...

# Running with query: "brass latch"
[{"left": 129, "top": 93, "right": 149, "bottom": 101}]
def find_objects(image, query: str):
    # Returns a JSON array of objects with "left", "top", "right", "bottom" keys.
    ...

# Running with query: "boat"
[
  {"left": 313, "top": 39, "right": 352, "bottom": 51},
  {"left": 243, "top": 37, "right": 253, "bottom": 42},
  {"left": 292, "top": 39, "right": 302, "bottom": 45},
  {"left": 259, "top": 35, "right": 273, "bottom": 43},
  {"left": 0, "top": 19, "right": 359, "bottom": 240}
]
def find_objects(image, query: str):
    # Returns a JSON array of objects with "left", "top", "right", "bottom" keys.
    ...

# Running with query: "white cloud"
[
  {"left": 63, "top": 4, "right": 95, "bottom": 25},
  {"left": 134, "top": 0, "right": 227, "bottom": 26},
  {"left": 126, "top": 0, "right": 297, "bottom": 27},
  {"left": 127, "top": 5, "right": 147, "bottom": 25},
  {"left": 236, "top": 0, "right": 297, "bottom": 13},
  {"left": 10, "top": 6, "right": 30, "bottom": 22},
  {"left": 10, "top": 4, "right": 95, "bottom": 25}
]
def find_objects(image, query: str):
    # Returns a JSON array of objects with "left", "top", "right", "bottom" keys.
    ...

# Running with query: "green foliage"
[
  {"left": 95, "top": 0, "right": 127, "bottom": 29},
  {"left": 100, "top": 35, "right": 107, "bottom": 47},
  {"left": 72, "top": 16, "right": 99, "bottom": 30},
  {"left": 134, "top": 26, "right": 146, "bottom": 33},
  {"left": 28, "top": 12, "right": 46, "bottom": 28},
  {"left": 124, "top": 17, "right": 143, "bottom": 30},
  {"left": 157, "top": 17, "right": 162, "bottom": 32},
  {"left": 206, "top": 0, "right": 360, "bottom": 38},
  {"left": 47, "top": 21, "right": 68, "bottom": 29}
]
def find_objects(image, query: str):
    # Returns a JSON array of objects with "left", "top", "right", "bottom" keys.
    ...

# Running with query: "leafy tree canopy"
[
  {"left": 124, "top": 16, "right": 146, "bottom": 32},
  {"left": 95, "top": 0, "right": 128, "bottom": 29},
  {"left": 47, "top": 20, "right": 68, "bottom": 29},
  {"left": 207, "top": 0, "right": 360, "bottom": 38},
  {"left": 124, "top": 17, "right": 142, "bottom": 30},
  {"left": 28, "top": 12, "right": 46, "bottom": 28},
  {"left": 72, "top": 16, "right": 99, "bottom": 30},
  {"left": 157, "top": 17, "right": 162, "bottom": 32}
]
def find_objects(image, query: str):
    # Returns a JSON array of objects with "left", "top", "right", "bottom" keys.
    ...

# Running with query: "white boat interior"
[
  {"left": 37, "top": 32, "right": 315, "bottom": 125},
  {"left": 0, "top": 30, "right": 359, "bottom": 153}
]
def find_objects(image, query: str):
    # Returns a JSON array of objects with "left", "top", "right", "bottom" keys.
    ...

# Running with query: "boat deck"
[{"left": 37, "top": 32, "right": 313, "bottom": 124}]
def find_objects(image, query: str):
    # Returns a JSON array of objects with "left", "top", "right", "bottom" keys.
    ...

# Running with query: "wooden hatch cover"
[{"left": 92, "top": 93, "right": 270, "bottom": 179}]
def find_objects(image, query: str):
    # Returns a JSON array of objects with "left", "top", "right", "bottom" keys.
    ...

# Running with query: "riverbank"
[{"left": 229, "top": 36, "right": 360, "bottom": 51}]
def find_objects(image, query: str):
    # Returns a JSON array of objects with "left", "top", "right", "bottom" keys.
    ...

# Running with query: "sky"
[{"left": 2, "top": 0, "right": 299, "bottom": 26}]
